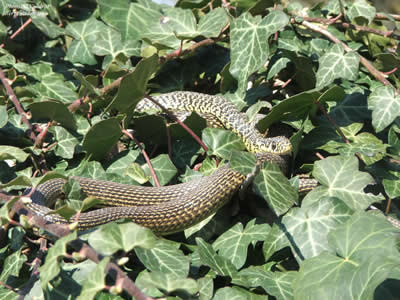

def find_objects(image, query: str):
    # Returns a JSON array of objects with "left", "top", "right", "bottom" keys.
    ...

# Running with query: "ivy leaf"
[
  {"left": 66, "top": 18, "right": 108, "bottom": 65},
  {"left": 368, "top": 85, "right": 400, "bottom": 133},
  {"left": 82, "top": 118, "right": 121, "bottom": 161},
  {"left": 163, "top": 8, "right": 197, "bottom": 39},
  {"left": 88, "top": 222, "right": 157, "bottom": 256},
  {"left": 0, "top": 145, "right": 29, "bottom": 162},
  {"left": 28, "top": 79, "right": 78, "bottom": 104},
  {"left": 347, "top": 0, "right": 376, "bottom": 24},
  {"left": 253, "top": 163, "right": 298, "bottom": 216},
  {"left": 197, "top": 7, "right": 229, "bottom": 38},
  {"left": 338, "top": 132, "right": 387, "bottom": 165},
  {"left": 29, "top": 101, "right": 77, "bottom": 130},
  {"left": 238, "top": 266, "right": 297, "bottom": 300},
  {"left": 304, "top": 156, "right": 384, "bottom": 210},
  {"left": 77, "top": 257, "right": 110, "bottom": 300},
  {"left": 32, "top": 15, "right": 64, "bottom": 38},
  {"left": 196, "top": 237, "right": 238, "bottom": 277},
  {"left": 230, "top": 11, "right": 289, "bottom": 95},
  {"left": 107, "top": 55, "right": 158, "bottom": 112},
  {"left": 0, "top": 250, "right": 27, "bottom": 282},
  {"left": 135, "top": 239, "right": 190, "bottom": 278},
  {"left": 91, "top": 26, "right": 140, "bottom": 59},
  {"left": 51, "top": 126, "right": 81, "bottom": 160},
  {"left": 293, "top": 213, "right": 400, "bottom": 299},
  {"left": 198, "top": 277, "right": 214, "bottom": 300},
  {"left": 213, "top": 220, "right": 270, "bottom": 269},
  {"left": 316, "top": 44, "right": 360, "bottom": 89},
  {"left": 266, "top": 57, "right": 291, "bottom": 80},
  {"left": 141, "top": 154, "right": 177, "bottom": 186},
  {"left": 39, "top": 232, "right": 77, "bottom": 288},
  {"left": 202, "top": 128, "right": 245, "bottom": 159},
  {"left": 137, "top": 270, "right": 198, "bottom": 295},
  {"left": 229, "top": 151, "right": 257, "bottom": 176},
  {"left": 281, "top": 197, "right": 353, "bottom": 261},
  {"left": 0, "top": 105, "right": 7, "bottom": 128},
  {"left": 98, "top": 0, "right": 150, "bottom": 41}
]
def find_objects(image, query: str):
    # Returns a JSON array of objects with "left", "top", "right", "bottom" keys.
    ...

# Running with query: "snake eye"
[{"left": 271, "top": 142, "right": 276, "bottom": 151}]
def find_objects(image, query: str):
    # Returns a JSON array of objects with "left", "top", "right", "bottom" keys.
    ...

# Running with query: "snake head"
[{"left": 258, "top": 136, "right": 292, "bottom": 155}]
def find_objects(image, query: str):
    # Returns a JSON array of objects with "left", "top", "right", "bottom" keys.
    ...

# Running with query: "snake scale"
[{"left": 25, "top": 92, "right": 306, "bottom": 234}]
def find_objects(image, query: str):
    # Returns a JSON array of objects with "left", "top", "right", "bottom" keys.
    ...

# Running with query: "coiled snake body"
[{"left": 26, "top": 92, "right": 293, "bottom": 234}]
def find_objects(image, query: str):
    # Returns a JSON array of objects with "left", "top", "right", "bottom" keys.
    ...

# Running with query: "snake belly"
[{"left": 25, "top": 92, "right": 292, "bottom": 234}]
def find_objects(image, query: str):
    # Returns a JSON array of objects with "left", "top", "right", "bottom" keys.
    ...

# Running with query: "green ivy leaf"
[
  {"left": 31, "top": 15, "right": 65, "bottom": 38},
  {"left": 347, "top": 0, "right": 376, "bottom": 24},
  {"left": 305, "top": 156, "right": 384, "bottom": 210},
  {"left": 66, "top": 18, "right": 108, "bottom": 65},
  {"left": 202, "top": 128, "right": 245, "bottom": 159},
  {"left": 0, "top": 145, "right": 29, "bottom": 162},
  {"left": 338, "top": 132, "right": 387, "bottom": 165},
  {"left": 0, "top": 105, "right": 8, "bottom": 128},
  {"left": 213, "top": 220, "right": 270, "bottom": 269},
  {"left": 368, "top": 85, "right": 400, "bottom": 133},
  {"left": 107, "top": 54, "right": 158, "bottom": 112},
  {"left": 0, "top": 250, "right": 27, "bottom": 282},
  {"left": 253, "top": 163, "right": 298, "bottom": 216},
  {"left": 229, "top": 151, "right": 257, "bottom": 176},
  {"left": 238, "top": 266, "right": 296, "bottom": 300},
  {"left": 77, "top": 257, "right": 110, "bottom": 300},
  {"left": 293, "top": 213, "right": 400, "bottom": 299},
  {"left": 88, "top": 222, "right": 157, "bottom": 256},
  {"left": 29, "top": 101, "right": 77, "bottom": 130},
  {"left": 137, "top": 270, "right": 198, "bottom": 295},
  {"left": 230, "top": 11, "right": 289, "bottom": 95},
  {"left": 281, "top": 197, "right": 353, "bottom": 261},
  {"left": 82, "top": 118, "right": 121, "bottom": 161},
  {"left": 197, "top": 7, "right": 229, "bottom": 38},
  {"left": 39, "top": 232, "right": 77, "bottom": 288},
  {"left": 316, "top": 44, "right": 360, "bottom": 89},
  {"left": 141, "top": 154, "right": 177, "bottom": 186},
  {"left": 196, "top": 237, "right": 237, "bottom": 277},
  {"left": 135, "top": 239, "right": 190, "bottom": 278},
  {"left": 51, "top": 126, "right": 81, "bottom": 159}
]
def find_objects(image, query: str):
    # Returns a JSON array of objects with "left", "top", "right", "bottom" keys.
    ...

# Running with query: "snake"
[{"left": 24, "top": 92, "right": 311, "bottom": 234}]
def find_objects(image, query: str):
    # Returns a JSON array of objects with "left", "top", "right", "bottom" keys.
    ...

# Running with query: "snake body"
[{"left": 26, "top": 92, "right": 292, "bottom": 234}]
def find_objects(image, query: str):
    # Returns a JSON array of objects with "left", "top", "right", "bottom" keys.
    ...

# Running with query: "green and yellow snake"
[{"left": 24, "top": 92, "right": 304, "bottom": 234}]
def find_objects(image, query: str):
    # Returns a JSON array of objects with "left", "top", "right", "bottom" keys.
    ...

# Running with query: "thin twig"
[
  {"left": 0, "top": 18, "right": 32, "bottom": 48},
  {"left": 18, "top": 238, "right": 47, "bottom": 300},
  {"left": 11, "top": 198, "right": 152, "bottom": 300},
  {"left": 317, "top": 103, "right": 350, "bottom": 144},
  {"left": 386, "top": 197, "right": 392, "bottom": 215},
  {"left": 294, "top": 19, "right": 393, "bottom": 88},
  {"left": 0, "top": 67, "right": 37, "bottom": 142},
  {"left": 302, "top": 16, "right": 400, "bottom": 40},
  {"left": 375, "top": 13, "right": 400, "bottom": 21},
  {"left": 144, "top": 94, "right": 208, "bottom": 152},
  {"left": 122, "top": 129, "right": 161, "bottom": 187}
]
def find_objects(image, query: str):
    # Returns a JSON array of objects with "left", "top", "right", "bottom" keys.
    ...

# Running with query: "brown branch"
[
  {"left": 293, "top": 19, "right": 393, "bottom": 88},
  {"left": 375, "top": 13, "right": 400, "bottom": 21},
  {"left": 0, "top": 280, "right": 17, "bottom": 293},
  {"left": 0, "top": 67, "right": 37, "bottom": 143},
  {"left": 0, "top": 18, "right": 32, "bottom": 48},
  {"left": 99, "top": 76, "right": 125, "bottom": 95},
  {"left": 162, "top": 38, "right": 216, "bottom": 62},
  {"left": 10, "top": 198, "right": 152, "bottom": 300},
  {"left": 122, "top": 129, "right": 161, "bottom": 187},
  {"left": 144, "top": 94, "right": 208, "bottom": 152},
  {"left": 302, "top": 16, "right": 400, "bottom": 40},
  {"left": 18, "top": 238, "right": 47, "bottom": 300}
]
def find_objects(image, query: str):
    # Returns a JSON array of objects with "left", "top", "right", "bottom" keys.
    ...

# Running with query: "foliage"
[{"left": 0, "top": 0, "right": 400, "bottom": 299}]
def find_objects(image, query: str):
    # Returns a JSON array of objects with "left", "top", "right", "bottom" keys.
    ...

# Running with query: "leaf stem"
[{"left": 122, "top": 129, "right": 161, "bottom": 187}]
